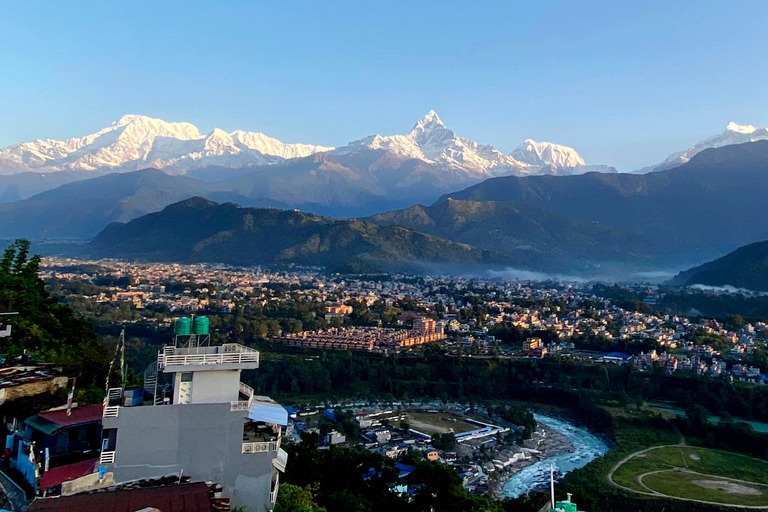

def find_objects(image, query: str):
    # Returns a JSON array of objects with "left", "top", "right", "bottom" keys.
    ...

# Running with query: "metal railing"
[
  {"left": 107, "top": 388, "right": 122, "bottom": 400},
  {"left": 242, "top": 438, "right": 280, "bottom": 454},
  {"left": 159, "top": 344, "right": 259, "bottom": 368},
  {"left": 100, "top": 451, "right": 115, "bottom": 464},
  {"left": 240, "top": 382, "right": 255, "bottom": 401},
  {"left": 103, "top": 406, "right": 120, "bottom": 418},
  {"left": 269, "top": 473, "right": 279, "bottom": 504}
]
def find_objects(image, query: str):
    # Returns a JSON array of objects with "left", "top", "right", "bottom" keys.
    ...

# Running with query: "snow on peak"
[
  {"left": 335, "top": 111, "right": 609, "bottom": 178},
  {"left": 0, "top": 115, "right": 332, "bottom": 174},
  {"left": 512, "top": 139, "right": 586, "bottom": 168},
  {"left": 337, "top": 111, "right": 531, "bottom": 177},
  {"left": 640, "top": 121, "right": 768, "bottom": 173},
  {"left": 725, "top": 121, "right": 757, "bottom": 134},
  {"left": 409, "top": 110, "right": 445, "bottom": 134}
]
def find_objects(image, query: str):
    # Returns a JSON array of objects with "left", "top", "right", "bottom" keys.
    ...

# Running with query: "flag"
[{"left": 66, "top": 378, "right": 76, "bottom": 416}]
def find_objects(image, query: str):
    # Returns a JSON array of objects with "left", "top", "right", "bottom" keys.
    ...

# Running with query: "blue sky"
[{"left": 1, "top": 0, "right": 767, "bottom": 171}]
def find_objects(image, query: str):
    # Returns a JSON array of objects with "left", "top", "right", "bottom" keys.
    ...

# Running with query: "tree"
[
  {"left": 274, "top": 483, "right": 327, "bottom": 512},
  {"left": 0, "top": 239, "right": 110, "bottom": 394},
  {"left": 430, "top": 432, "right": 456, "bottom": 451}
]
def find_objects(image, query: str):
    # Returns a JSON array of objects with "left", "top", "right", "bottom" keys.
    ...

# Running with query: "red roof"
[
  {"left": 37, "top": 404, "right": 103, "bottom": 427},
  {"left": 40, "top": 458, "right": 98, "bottom": 489},
  {"left": 29, "top": 482, "right": 212, "bottom": 512}
]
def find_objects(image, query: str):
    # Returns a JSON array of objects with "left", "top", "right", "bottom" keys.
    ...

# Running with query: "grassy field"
[
  {"left": 612, "top": 445, "right": 768, "bottom": 506},
  {"left": 406, "top": 411, "right": 478, "bottom": 435},
  {"left": 642, "top": 470, "right": 768, "bottom": 507}
]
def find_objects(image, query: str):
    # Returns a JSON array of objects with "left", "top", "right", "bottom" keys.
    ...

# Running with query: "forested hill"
[
  {"left": 671, "top": 239, "right": 768, "bottom": 292},
  {"left": 0, "top": 239, "right": 109, "bottom": 392},
  {"left": 88, "top": 197, "right": 511, "bottom": 273},
  {"left": 367, "top": 199, "right": 665, "bottom": 272}
]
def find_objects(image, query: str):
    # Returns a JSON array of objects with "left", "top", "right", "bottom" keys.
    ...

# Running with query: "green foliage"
[
  {"left": 430, "top": 432, "right": 456, "bottom": 451},
  {"left": 0, "top": 239, "right": 109, "bottom": 391},
  {"left": 283, "top": 433, "right": 506, "bottom": 512},
  {"left": 274, "top": 483, "right": 327, "bottom": 512}
]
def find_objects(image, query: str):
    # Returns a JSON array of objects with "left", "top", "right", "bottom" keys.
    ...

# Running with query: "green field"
[
  {"left": 406, "top": 411, "right": 478, "bottom": 435},
  {"left": 611, "top": 445, "right": 768, "bottom": 507}
]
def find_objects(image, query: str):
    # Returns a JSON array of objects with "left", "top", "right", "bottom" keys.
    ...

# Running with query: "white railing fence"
[{"left": 100, "top": 451, "right": 115, "bottom": 464}]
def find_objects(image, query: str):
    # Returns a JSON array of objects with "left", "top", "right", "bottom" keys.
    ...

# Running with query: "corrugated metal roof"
[
  {"left": 40, "top": 458, "right": 98, "bottom": 489},
  {"left": 28, "top": 482, "right": 212, "bottom": 512},
  {"left": 37, "top": 404, "right": 103, "bottom": 428},
  {"left": 24, "top": 415, "right": 60, "bottom": 436}
]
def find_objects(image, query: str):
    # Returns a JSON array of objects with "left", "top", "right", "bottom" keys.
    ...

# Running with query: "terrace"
[{"left": 158, "top": 343, "right": 259, "bottom": 372}]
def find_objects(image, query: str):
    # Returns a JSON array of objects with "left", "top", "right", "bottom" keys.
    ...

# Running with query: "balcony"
[
  {"left": 159, "top": 344, "right": 259, "bottom": 372},
  {"left": 230, "top": 382, "right": 256, "bottom": 411}
]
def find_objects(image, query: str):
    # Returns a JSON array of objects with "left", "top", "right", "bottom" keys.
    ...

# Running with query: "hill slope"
[
  {"left": 367, "top": 199, "right": 664, "bottom": 272},
  {"left": 0, "top": 169, "right": 279, "bottom": 239},
  {"left": 439, "top": 141, "right": 768, "bottom": 260},
  {"left": 671, "top": 240, "right": 768, "bottom": 292},
  {"left": 88, "top": 198, "right": 509, "bottom": 273}
]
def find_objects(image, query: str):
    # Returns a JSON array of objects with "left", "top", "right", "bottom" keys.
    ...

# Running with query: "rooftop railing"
[{"left": 159, "top": 344, "right": 259, "bottom": 369}]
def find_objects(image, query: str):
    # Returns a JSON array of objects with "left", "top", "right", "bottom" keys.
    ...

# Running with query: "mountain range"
[
  {"left": 4, "top": 140, "right": 768, "bottom": 277},
  {"left": 440, "top": 141, "right": 768, "bottom": 262},
  {"left": 636, "top": 121, "right": 768, "bottom": 173},
  {"left": 366, "top": 199, "right": 664, "bottom": 272},
  {"left": 88, "top": 197, "right": 508, "bottom": 273},
  {"left": 4, "top": 113, "right": 768, "bottom": 279}
]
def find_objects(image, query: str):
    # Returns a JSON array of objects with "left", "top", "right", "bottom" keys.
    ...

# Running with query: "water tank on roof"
[
  {"left": 193, "top": 316, "right": 209, "bottom": 335},
  {"left": 174, "top": 317, "right": 191, "bottom": 336}
]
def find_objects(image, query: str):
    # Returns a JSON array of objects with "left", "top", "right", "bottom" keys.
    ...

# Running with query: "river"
[{"left": 500, "top": 413, "right": 609, "bottom": 498}]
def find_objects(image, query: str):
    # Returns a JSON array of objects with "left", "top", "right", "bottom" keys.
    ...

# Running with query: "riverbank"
[{"left": 493, "top": 413, "right": 609, "bottom": 499}]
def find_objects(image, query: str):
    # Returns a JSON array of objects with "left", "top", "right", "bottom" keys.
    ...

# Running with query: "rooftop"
[
  {"left": 34, "top": 404, "right": 104, "bottom": 430},
  {"left": 40, "top": 458, "right": 98, "bottom": 489},
  {"left": 28, "top": 481, "right": 213, "bottom": 512}
]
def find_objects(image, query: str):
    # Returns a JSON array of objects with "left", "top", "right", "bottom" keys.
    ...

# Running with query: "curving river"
[{"left": 500, "top": 413, "right": 609, "bottom": 498}]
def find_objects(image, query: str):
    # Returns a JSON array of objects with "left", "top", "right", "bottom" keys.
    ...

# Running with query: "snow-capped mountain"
[
  {"left": 0, "top": 114, "right": 333, "bottom": 175},
  {"left": 335, "top": 110, "right": 611, "bottom": 178},
  {"left": 512, "top": 139, "right": 585, "bottom": 168},
  {"left": 637, "top": 122, "right": 768, "bottom": 173},
  {"left": 510, "top": 139, "right": 616, "bottom": 175}
]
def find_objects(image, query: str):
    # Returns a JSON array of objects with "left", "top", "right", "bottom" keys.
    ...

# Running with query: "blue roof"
[
  {"left": 394, "top": 462, "right": 416, "bottom": 473},
  {"left": 604, "top": 351, "right": 631, "bottom": 360}
]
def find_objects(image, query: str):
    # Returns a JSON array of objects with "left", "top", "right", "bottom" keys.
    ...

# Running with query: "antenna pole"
[{"left": 550, "top": 463, "right": 555, "bottom": 510}]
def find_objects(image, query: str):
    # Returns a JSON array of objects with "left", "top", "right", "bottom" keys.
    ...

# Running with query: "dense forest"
[{"left": 245, "top": 348, "right": 768, "bottom": 424}]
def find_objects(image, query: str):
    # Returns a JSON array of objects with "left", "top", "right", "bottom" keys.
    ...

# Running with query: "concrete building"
[{"left": 100, "top": 336, "right": 287, "bottom": 511}]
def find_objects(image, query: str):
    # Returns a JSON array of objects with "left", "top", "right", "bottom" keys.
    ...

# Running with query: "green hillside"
[
  {"left": 368, "top": 199, "right": 664, "bottom": 271},
  {"left": 671, "top": 239, "right": 768, "bottom": 291},
  {"left": 89, "top": 197, "right": 510, "bottom": 273}
]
